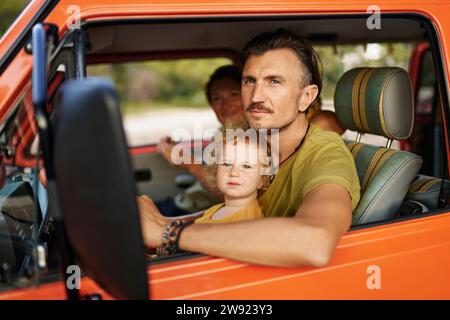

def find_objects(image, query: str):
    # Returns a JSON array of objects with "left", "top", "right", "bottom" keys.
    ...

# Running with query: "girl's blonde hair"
[{"left": 204, "top": 128, "right": 274, "bottom": 194}]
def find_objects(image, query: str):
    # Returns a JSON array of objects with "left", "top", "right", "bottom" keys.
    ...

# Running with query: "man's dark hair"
[
  {"left": 205, "top": 65, "right": 242, "bottom": 104},
  {"left": 242, "top": 28, "right": 322, "bottom": 111}
]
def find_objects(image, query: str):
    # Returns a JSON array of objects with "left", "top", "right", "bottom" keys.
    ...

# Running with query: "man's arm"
[{"left": 144, "top": 184, "right": 352, "bottom": 267}]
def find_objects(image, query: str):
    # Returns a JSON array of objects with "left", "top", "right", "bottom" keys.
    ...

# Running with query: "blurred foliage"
[
  {"left": 88, "top": 43, "right": 412, "bottom": 115},
  {"left": 316, "top": 43, "right": 413, "bottom": 101},
  {"left": 0, "top": 0, "right": 30, "bottom": 37},
  {"left": 0, "top": 2, "right": 415, "bottom": 113},
  {"left": 88, "top": 58, "right": 232, "bottom": 114}
]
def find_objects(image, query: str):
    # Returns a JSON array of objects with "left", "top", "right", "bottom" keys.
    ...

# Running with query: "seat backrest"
[
  {"left": 334, "top": 67, "right": 422, "bottom": 225},
  {"left": 407, "top": 174, "right": 450, "bottom": 210}
]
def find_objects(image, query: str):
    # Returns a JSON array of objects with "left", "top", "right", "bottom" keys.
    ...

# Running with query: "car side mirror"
[{"left": 53, "top": 78, "right": 149, "bottom": 300}]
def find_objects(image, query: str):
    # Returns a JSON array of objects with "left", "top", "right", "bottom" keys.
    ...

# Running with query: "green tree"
[
  {"left": 88, "top": 58, "right": 231, "bottom": 113},
  {"left": 316, "top": 43, "right": 412, "bottom": 101},
  {"left": 0, "top": 0, "right": 30, "bottom": 37}
]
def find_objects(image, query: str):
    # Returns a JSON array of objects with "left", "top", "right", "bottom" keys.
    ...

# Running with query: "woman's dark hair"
[
  {"left": 205, "top": 65, "right": 242, "bottom": 104},
  {"left": 242, "top": 28, "right": 322, "bottom": 112}
]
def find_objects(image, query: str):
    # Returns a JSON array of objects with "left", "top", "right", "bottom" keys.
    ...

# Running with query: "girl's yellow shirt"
[{"left": 195, "top": 199, "right": 264, "bottom": 223}]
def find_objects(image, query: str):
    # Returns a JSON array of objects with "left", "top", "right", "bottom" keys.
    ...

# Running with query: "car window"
[
  {"left": 87, "top": 57, "right": 232, "bottom": 146},
  {"left": 410, "top": 48, "right": 445, "bottom": 177},
  {"left": 315, "top": 43, "right": 413, "bottom": 148},
  {"left": 80, "top": 16, "right": 448, "bottom": 265},
  {"left": 416, "top": 49, "right": 436, "bottom": 116}
]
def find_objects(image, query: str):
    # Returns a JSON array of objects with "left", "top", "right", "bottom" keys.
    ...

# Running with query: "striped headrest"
[{"left": 334, "top": 67, "right": 414, "bottom": 140}]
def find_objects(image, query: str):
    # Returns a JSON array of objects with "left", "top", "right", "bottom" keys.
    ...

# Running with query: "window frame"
[
  {"left": 81, "top": 13, "right": 450, "bottom": 229},
  {"left": 25, "top": 12, "right": 450, "bottom": 269}
]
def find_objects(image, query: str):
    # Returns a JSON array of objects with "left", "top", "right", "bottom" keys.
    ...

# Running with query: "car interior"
[
  {"left": 0, "top": 13, "right": 449, "bottom": 288},
  {"left": 83, "top": 15, "right": 449, "bottom": 222}
]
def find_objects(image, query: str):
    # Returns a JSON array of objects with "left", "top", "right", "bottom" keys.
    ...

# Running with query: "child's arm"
[{"left": 167, "top": 209, "right": 205, "bottom": 222}]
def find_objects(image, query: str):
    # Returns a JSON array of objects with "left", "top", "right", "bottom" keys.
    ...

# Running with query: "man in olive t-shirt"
[
  {"left": 259, "top": 124, "right": 360, "bottom": 217},
  {"left": 139, "top": 28, "right": 360, "bottom": 268}
]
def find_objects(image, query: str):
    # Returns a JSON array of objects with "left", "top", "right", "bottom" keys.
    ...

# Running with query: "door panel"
[
  {"left": 147, "top": 212, "right": 450, "bottom": 299},
  {"left": 131, "top": 149, "right": 189, "bottom": 202}
]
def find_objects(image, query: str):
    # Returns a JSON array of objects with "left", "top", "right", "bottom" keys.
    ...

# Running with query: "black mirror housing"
[{"left": 53, "top": 78, "right": 149, "bottom": 300}]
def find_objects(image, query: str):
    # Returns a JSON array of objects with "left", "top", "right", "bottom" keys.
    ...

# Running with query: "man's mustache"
[{"left": 245, "top": 103, "right": 273, "bottom": 113}]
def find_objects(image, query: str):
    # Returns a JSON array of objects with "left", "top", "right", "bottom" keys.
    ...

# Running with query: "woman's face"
[{"left": 210, "top": 78, "right": 245, "bottom": 127}]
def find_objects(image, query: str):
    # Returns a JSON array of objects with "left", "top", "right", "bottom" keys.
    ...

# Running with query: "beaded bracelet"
[{"left": 161, "top": 220, "right": 193, "bottom": 255}]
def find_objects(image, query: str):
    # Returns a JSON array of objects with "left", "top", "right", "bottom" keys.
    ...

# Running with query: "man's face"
[{"left": 242, "top": 48, "right": 305, "bottom": 130}]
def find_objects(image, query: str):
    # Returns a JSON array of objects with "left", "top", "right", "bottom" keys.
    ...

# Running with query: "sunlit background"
[{"left": 1, "top": 2, "right": 411, "bottom": 147}]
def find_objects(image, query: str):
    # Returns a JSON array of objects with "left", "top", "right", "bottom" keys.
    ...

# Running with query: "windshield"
[
  {"left": 0, "top": 81, "right": 47, "bottom": 291},
  {"left": 0, "top": 41, "right": 73, "bottom": 289}
]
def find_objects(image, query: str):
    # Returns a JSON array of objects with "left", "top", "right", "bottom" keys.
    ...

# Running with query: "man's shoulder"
[{"left": 303, "top": 124, "right": 350, "bottom": 155}]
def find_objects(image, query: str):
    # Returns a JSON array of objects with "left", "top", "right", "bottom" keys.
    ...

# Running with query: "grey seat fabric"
[
  {"left": 334, "top": 67, "right": 423, "bottom": 225},
  {"left": 406, "top": 174, "right": 450, "bottom": 210}
]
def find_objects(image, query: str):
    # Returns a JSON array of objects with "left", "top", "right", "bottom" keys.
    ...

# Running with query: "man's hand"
[{"left": 137, "top": 195, "right": 168, "bottom": 248}]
